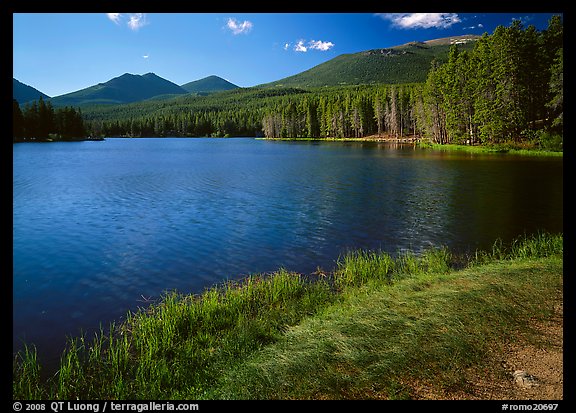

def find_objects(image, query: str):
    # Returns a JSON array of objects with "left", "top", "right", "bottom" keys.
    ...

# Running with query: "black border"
[{"left": 6, "top": 2, "right": 572, "bottom": 407}]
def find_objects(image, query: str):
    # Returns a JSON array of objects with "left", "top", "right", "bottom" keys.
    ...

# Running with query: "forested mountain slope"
[
  {"left": 48, "top": 73, "right": 188, "bottom": 107},
  {"left": 181, "top": 75, "right": 239, "bottom": 94},
  {"left": 259, "top": 35, "right": 479, "bottom": 88},
  {"left": 13, "top": 78, "right": 50, "bottom": 103}
]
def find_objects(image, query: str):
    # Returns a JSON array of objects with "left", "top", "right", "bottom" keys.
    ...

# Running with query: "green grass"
[
  {"left": 257, "top": 139, "right": 563, "bottom": 158},
  {"left": 13, "top": 269, "right": 335, "bottom": 399},
  {"left": 13, "top": 232, "right": 563, "bottom": 400},
  {"left": 424, "top": 143, "right": 563, "bottom": 157},
  {"left": 211, "top": 247, "right": 562, "bottom": 399}
]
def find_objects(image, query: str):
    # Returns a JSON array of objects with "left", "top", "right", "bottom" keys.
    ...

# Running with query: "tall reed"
[{"left": 472, "top": 231, "right": 563, "bottom": 264}]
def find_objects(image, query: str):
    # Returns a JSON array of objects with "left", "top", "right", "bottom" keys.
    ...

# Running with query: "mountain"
[
  {"left": 26, "top": 34, "right": 479, "bottom": 109},
  {"left": 260, "top": 35, "right": 480, "bottom": 88},
  {"left": 13, "top": 78, "right": 50, "bottom": 103},
  {"left": 49, "top": 72, "right": 188, "bottom": 107},
  {"left": 181, "top": 75, "right": 239, "bottom": 94}
]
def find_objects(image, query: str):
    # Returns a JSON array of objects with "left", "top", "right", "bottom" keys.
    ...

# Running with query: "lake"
[{"left": 13, "top": 138, "right": 563, "bottom": 367}]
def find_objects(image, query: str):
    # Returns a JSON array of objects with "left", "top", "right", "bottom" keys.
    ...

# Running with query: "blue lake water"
[{"left": 13, "top": 138, "right": 563, "bottom": 366}]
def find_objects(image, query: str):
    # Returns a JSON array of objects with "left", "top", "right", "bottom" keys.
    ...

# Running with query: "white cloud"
[
  {"left": 106, "top": 13, "right": 121, "bottom": 24},
  {"left": 226, "top": 18, "right": 253, "bottom": 35},
  {"left": 309, "top": 40, "right": 335, "bottom": 51},
  {"left": 294, "top": 40, "right": 307, "bottom": 52},
  {"left": 105, "top": 13, "right": 148, "bottom": 31},
  {"left": 463, "top": 23, "right": 484, "bottom": 30},
  {"left": 511, "top": 15, "right": 533, "bottom": 26},
  {"left": 142, "top": 54, "right": 149, "bottom": 59},
  {"left": 289, "top": 39, "right": 335, "bottom": 53},
  {"left": 377, "top": 13, "right": 461, "bottom": 29},
  {"left": 127, "top": 13, "right": 147, "bottom": 31}
]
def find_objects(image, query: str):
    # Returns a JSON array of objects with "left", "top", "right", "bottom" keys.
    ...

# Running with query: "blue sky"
[{"left": 13, "top": 12, "right": 561, "bottom": 97}]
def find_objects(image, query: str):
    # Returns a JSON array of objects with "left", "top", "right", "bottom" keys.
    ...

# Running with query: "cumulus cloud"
[
  {"left": 294, "top": 40, "right": 308, "bottom": 52},
  {"left": 226, "top": 18, "right": 253, "bottom": 35},
  {"left": 106, "top": 13, "right": 121, "bottom": 24},
  {"left": 106, "top": 13, "right": 148, "bottom": 31},
  {"left": 289, "top": 39, "right": 335, "bottom": 52},
  {"left": 127, "top": 13, "right": 147, "bottom": 31},
  {"left": 309, "top": 40, "right": 335, "bottom": 51},
  {"left": 376, "top": 13, "right": 461, "bottom": 29}
]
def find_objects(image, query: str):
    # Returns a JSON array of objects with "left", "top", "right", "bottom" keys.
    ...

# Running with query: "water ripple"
[{"left": 13, "top": 139, "right": 563, "bottom": 367}]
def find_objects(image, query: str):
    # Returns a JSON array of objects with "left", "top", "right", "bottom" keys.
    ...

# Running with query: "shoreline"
[
  {"left": 258, "top": 136, "right": 563, "bottom": 157},
  {"left": 13, "top": 232, "right": 563, "bottom": 400},
  {"left": 14, "top": 135, "right": 563, "bottom": 157},
  {"left": 257, "top": 134, "right": 420, "bottom": 144},
  {"left": 13, "top": 136, "right": 105, "bottom": 143}
]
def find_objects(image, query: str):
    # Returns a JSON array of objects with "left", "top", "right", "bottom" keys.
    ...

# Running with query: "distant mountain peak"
[
  {"left": 259, "top": 34, "right": 480, "bottom": 88},
  {"left": 180, "top": 75, "right": 239, "bottom": 94},
  {"left": 13, "top": 78, "right": 50, "bottom": 103},
  {"left": 48, "top": 72, "right": 188, "bottom": 107}
]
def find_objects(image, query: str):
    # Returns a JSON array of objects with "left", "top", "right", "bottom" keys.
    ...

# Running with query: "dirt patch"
[
  {"left": 407, "top": 300, "right": 563, "bottom": 400},
  {"left": 496, "top": 301, "right": 564, "bottom": 400}
]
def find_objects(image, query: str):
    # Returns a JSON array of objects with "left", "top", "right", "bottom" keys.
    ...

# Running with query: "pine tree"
[
  {"left": 423, "top": 61, "right": 447, "bottom": 144},
  {"left": 305, "top": 99, "right": 320, "bottom": 138},
  {"left": 37, "top": 97, "right": 55, "bottom": 139},
  {"left": 388, "top": 86, "right": 399, "bottom": 137},
  {"left": 22, "top": 100, "right": 40, "bottom": 138},
  {"left": 547, "top": 48, "right": 563, "bottom": 130},
  {"left": 373, "top": 88, "right": 386, "bottom": 137},
  {"left": 13, "top": 100, "right": 24, "bottom": 140}
]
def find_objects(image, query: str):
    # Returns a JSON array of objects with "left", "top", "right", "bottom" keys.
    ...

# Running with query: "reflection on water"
[{"left": 13, "top": 138, "right": 563, "bottom": 366}]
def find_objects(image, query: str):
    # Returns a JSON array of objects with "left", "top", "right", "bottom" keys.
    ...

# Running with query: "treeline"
[
  {"left": 81, "top": 82, "right": 430, "bottom": 140},
  {"left": 87, "top": 106, "right": 264, "bottom": 138},
  {"left": 81, "top": 87, "right": 308, "bottom": 138},
  {"left": 80, "top": 16, "right": 562, "bottom": 148},
  {"left": 260, "top": 85, "right": 417, "bottom": 139},
  {"left": 259, "top": 17, "right": 563, "bottom": 145},
  {"left": 13, "top": 97, "right": 87, "bottom": 142},
  {"left": 421, "top": 17, "right": 563, "bottom": 145}
]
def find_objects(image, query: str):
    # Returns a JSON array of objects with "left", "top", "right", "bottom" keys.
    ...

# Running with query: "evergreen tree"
[
  {"left": 37, "top": 97, "right": 55, "bottom": 138},
  {"left": 305, "top": 99, "right": 320, "bottom": 138},
  {"left": 13, "top": 100, "right": 24, "bottom": 140},
  {"left": 547, "top": 47, "right": 563, "bottom": 130},
  {"left": 422, "top": 61, "right": 448, "bottom": 144},
  {"left": 373, "top": 89, "right": 386, "bottom": 136},
  {"left": 17, "top": 99, "right": 86, "bottom": 141},
  {"left": 22, "top": 100, "right": 40, "bottom": 138}
]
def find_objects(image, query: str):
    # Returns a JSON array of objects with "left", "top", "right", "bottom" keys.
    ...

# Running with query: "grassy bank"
[
  {"left": 13, "top": 232, "right": 563, "bottom": 400},
  {"left": 257, "top": 136, "right": 417, "bottom": 143},
  {"left": 423, "top": 143, "right": 563, "bottom": 157},
  {"left": 258, "top": 137, "right": 563, "bottom": 157}
]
